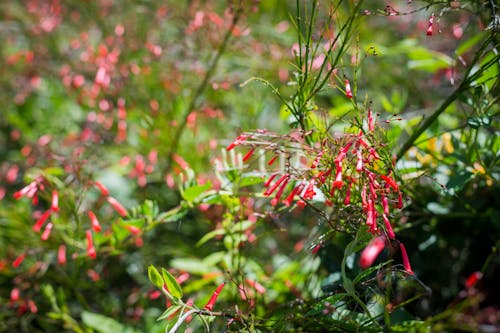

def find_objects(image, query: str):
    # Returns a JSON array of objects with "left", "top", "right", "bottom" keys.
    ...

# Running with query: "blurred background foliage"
[{"left": 0, "top": 0, "right": 499, "bottom": 332}]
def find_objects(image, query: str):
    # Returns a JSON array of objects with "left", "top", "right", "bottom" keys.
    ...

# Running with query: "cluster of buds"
[{"left": 224, "top": 109, "right": 413, "bottom": 274}]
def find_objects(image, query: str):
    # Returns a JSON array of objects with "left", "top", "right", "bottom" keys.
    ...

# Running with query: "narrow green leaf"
[
  {"left": 196, "top": 228, "right": 226, "bottom": 247},
  {"left": 148, "top": 265, "right": 164, "bottom": 288},
  {"left": 182, "top": 182, "right": 211, "bottom": 202},
  {"left": 157, "top": 305, "right": 182, "bottom": 321},
  {"left": 161, "top": 268, "right": 183, "bottom": 299}
]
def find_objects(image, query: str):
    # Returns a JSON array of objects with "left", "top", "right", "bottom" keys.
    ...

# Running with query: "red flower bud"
[
  {"left": 107, "top": 196, "right": 128, "bottom": 217},
  {"left": 86, "top": 230, "right": 97, "bottom": 259},
  {"left": 204, "top": 282, "right": 225, "bottom": 311},
  {"left": 359, "top": 236, "right": 386, "bottom": 269}
]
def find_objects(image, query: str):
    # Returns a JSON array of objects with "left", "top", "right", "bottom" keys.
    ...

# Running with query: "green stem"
[{"left": 166, "top": 4, "right": 244, "bottom": 172}]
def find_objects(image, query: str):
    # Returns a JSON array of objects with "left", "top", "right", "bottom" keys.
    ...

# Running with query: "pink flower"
[
  {"left": 367, "top": 107, "right": 374, "bottom": 132},
  {"left": 359, "top": 235, "right": 386, "bottom": 269},
  {"left": 10, "top": 288, "right": 20, "bottom": 301}
]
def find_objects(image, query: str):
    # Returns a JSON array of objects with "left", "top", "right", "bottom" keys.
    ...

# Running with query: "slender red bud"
[
  {"left": 226, "top": 134, "right": 247, "bottom": 151},
  {"left": 465, "top": 271, "right": 483, "bottom": 289},
  {"left": 12, "top": 253, "right": 26, "bottom": 268},
  {"left": 399, "top": 243, "right": 414, "bottom": 275},
  {"left": 242, "top": 148, "right": 255, "bottom": 162},
  {"left": 51, "top": 190, "right": 59, "bottom": 212},
  {"left": 107, "top": 196, "right": 128, "bottom": 217},
  {"left": 267, "top": 155, "right": 279, "bottom": 166},
  {"left": 58, "top": 245, "right": 66, "bottom": 265},
  {"left": 204, "top": 282, "right": 225, "bottom": 311},
  {"left": 426, "top": 13, "right": 434, "bottom": 36},
  {"left": 382, "top": 214, "right": 396, "bottom": 239},
  {"left": 359, "top": 236, "right": 386, "bottom": 269},
  {"left": 41, "top": 222, "right": 53, "bottom": 241},
  {"left": 86, "top": 230, "right": 97, "bottom": 259},
  {"left": 93, "top": 181, "right": 109, "bottom": 196},
  {"left": 33, "top": 209, "right": 51, "bottom": 232},
  {"left": 88, "top": 211, "right": 102, "bottom": 232},
  {"left": 368, "top": 107, "right": 374, "bottom": 132},
  {"left": 264, "top": 174, "right": 289, "bottom": 196},
  {"left": 345, "top": 79, "right": 353, "bottom": 98}
]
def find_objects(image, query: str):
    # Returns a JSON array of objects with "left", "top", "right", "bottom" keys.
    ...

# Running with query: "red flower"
[
  {"left": 426, "top": 13, "right": 434, "bottom": 36},
  {"left": 263, "top": 174, "right": 289, "bottom": 196},
  {"left": 465, "top": 271, "right": 483, "bottom": 289},
  {"left": 399, "top": 242, "right": 414, "bottom": 275},
  {"left": 93, "top": 181, "right": 109, "bottom": 196},
  {"left": 33, "top": 209, "right": 51, "bottom": 232},
  {"left": 51, "top": 190, "right": 59, "bottom": 212},
  {"left": 345, "top": 79, "right": 353, "bottom": 98},
  {"left": 10, "top": 288, "right": 20, "bottom": 301},
  {"left": 88, "top": 211, "right": 102, "bottom": 232},
  {"left": 86, "top": 230, "right": 97, "bottom": 259},
  {"left": 227, "top": 134, "right": 247, "bottom": 151},
  {"left": 41, "top": 222, "right": 53, "bottom": 241},
  {"left": 107, "top": 196, "right": 128, "bottom": 217},
  {"left": 12, "top": 253, "right": 26, "bottom": 268},
  {"left": 359, "top": 235, "right": 386, "bottom": 269},
  {"left": 242, "top": 148, "right": 255, "bottom": 162},
  {"left": 204, "top": 282, "right": 225, "bottom": 311},
  {"left": 57, "top": 245, "right": 66, "bottom": 266}
]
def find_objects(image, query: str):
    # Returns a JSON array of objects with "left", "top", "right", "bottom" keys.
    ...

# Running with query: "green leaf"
[
  {"left": 82, "top": 311, "right": 140, "bottom": 333},
  {"left": 161, "top": 268, "right": 183, "bottom": 299},
  {"left": 182, "top": 182, "right": 212, "bottom": 202},
  {"left": 238, "top": 174, "right": 264, "bottom": 187},
  {"left": 196, "top": 228, "right": 226, "bottom": 247},
  {"left": 157, "top": 305, "right": 182, "bottom": 321},
  {"left": 148, "top": 265, "right": 164, "bottom": 288}
]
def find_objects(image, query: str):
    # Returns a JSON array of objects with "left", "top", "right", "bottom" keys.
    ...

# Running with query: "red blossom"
[
  {"left": 107, "top": 196, "right": 128, "bottom": 217},
  {"left": 12, "top": 253, "right": 26, "bottom": 268},
  {"left": 93, "top": 181, "right": 109, "bottom": 196},
  {"left": 399, "top": 242, "right": 414, "bottom": 275},
  {"left": 86, "top": 230, "right": 97, "bottom": 259},
  {"left": 41, "top": 222, "right": 53, "bottom": 241},
  {"left": 263, "top": 174, "right": 289, "bottom": 196},
  {"left": 426, "top": 13, "right": 434, "bottom": 36},
  {"left": 58, "top": 245, "right": 66, "bottom": 266},
  {"left": 367, "top": 107, "right": 374, "bottom": 132},
  {"left": 227, "top": 134, "right": 247, "bottom": 151},
  {"left": 382, "top": 214, "right": 395, "bottom": 240},
  {"left": 33, "top": 209, "right": 51, "bottom": 232},
  {"left": 359, "top": 235, "right": 386, "bottom": 269},
  {"left": 51, "top": 190, "right": 59, "bottom": 212},
  {"left": 465, "top": 271, "right": 483, "bottom": 289},
  {"left": 124, "top": 224, "right": 141, "bottom": 235},
  {"left": 204, "top": 282, "right": 225, "bottom": 311},
  {"left": 345, "top": 79, "right": 353, "bottom": 98},
  {"left": 88, "top": 211, "right": 101, "bottom": 232},
  {"left": 10, "top": 288, "right": 20, "bottom": 301},
  {"left": 267, "top": 155, "right": 279, "bottom": 166},
  {"left": 242, "top": 148, "right": 255, "bottom": 162}
]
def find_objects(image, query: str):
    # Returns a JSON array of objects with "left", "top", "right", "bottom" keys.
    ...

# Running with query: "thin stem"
[{"left": 166, "top": 4, "right": 244, "bottom": 172}]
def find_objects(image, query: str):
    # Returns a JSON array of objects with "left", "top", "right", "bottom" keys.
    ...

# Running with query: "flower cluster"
[{"left": 225, "top": 110, "right": 413, "bottom": 274}]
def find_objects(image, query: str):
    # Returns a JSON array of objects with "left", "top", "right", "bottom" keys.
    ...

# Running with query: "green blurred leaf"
[
  {"left": 82, "top": 311, "right": 140, "bottom": 333},
  {"left": 161, "top": 268, "right": 183, "bottom": 299},
  {"left": 148, "top": 265, "right": 164, "bottom": 288},
  {"left": 182, "top": 182, "right": 212, "bottom": 202},
  {"left": 157, "top": 305, "right": 182, "bottom": 321}
]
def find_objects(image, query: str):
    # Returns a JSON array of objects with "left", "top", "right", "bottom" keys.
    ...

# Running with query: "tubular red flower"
[
  {"left": 33, "top": 209, "right": 51, "bottom": 232},
  {"left": 426, "top": 13, "right": 434, "bottom": 36},
  {"left": 264, "top": 174, "right": 289, "bottom": 196},
  {"left": 124, "top": 224, "right": 141, "bottom": 235},
  {"left": 382, "top": 214, "right": 396, "bottom": 240},
  {"left": 107, "top": 196, "right": 128, "bottom": 217},
  {"left": 58, "top": 245, "right": 66, "bottom": 266},
  {"left": 310, "top": 151, "right": 323, "bottom": 168},
  {"left": 10, "top": 288, "right": 20, "bottom": 301},
  {"left": 344, "top": 181, "right": 353, "bottom": 205},
  {"left": 381, "top": 175, "right": 399, "bottom": 191},
  {"left": 359, "top": 235, "right": 386, "bottom": 269},
  {"left": 267, "top": 154, "right": 279, "bottom": 166},
  {"left": 399, "top": 243, "right": 414, "bottom": 275},
  {"left": 226, "top": 134, "right": 247, "bottom": 151},
  {"left": 356, "top": 149, "right": 363, "bottom": 172},
  {"left": 283, "top": 181, "right": 305, "bottom": 207},
  {"left": 86, "top": 230, "right": 97, "bottom": 259},
  {"left": 204, "top": 282, "right": 225, "bottom": 311},
  {"left": 245, "top": 279, "right": 266, "bottom": 294},
  {"left": 12, "top": 253, "right": 26, "bottom": 268},
  {"left": 271, "top": 176, "right": 290, "bottom": 206},
  {"left": 368, "top": 107, "right": 374, "bottom": 132},
  {"left": 88, "top": 211, "right": 101, "bottom": 232},
  {"left": 242, "top": 148, "right": 255, "bottom": 162},
  {"left": 51, "top": 190, "right": 59, "bottom": 212},
  {"left": 264, "top": 173, "right": 278, "bottom": 187},
  {"left": 464, "top": 271, "right": 483, "bottom": 289},
  {"left": 41, "top": 222, "right": 53, "bottom": 241},
  {"left": 382, "top": 196, "right": 390, "bottom": 215},
  {"left": 93, "top": 181, "right": 109, "bottom": 196},
  {"left": 13, "top": 181, "right": 38, "bottom": 200},
  {"left": 303, "top": 179, "right": 316, "bottom": 200},
  {"left": 345, "top": 79, "right": 353, "bottom": 98}
]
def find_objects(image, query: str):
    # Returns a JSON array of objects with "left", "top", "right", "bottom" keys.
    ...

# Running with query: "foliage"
[{"left": 0, "top": 0, "right": 499, "bottom": 332}]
